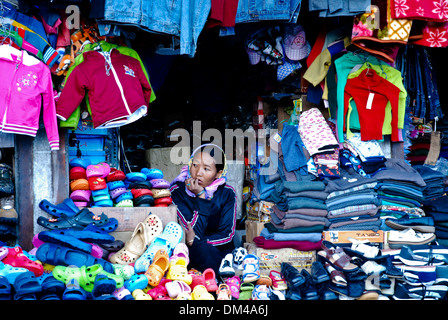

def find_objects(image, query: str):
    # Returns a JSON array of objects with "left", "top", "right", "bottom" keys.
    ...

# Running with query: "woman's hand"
[
  {"left": 185, "top": 222, "right": 195, "bottom": 246},
  {"left": 185, "top": 178, "right": 205, "bottom": 196}
]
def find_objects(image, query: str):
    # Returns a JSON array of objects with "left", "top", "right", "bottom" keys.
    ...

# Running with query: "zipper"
[
  {"left": 1, "top": 60, "right": 20, "bottom": 132},
  {"left": 103, "top": 51, "right": 132, "bottom": 115}
]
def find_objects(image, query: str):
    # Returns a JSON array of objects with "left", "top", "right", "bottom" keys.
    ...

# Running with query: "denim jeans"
[
  {"left": 235, "top": 0, "right": 301, "bottom": 23},
  {"left": 422, "top": 48, "right": 443, "bottom": 120},
  {"left": 310, "top": 0, "right": 370, "bottom": 17},
  {"left": 281, "top": 123, "right": 308, "bottom": 174},
  {"left": 102, "top": 0, "right": 211, "bottom": 57}
]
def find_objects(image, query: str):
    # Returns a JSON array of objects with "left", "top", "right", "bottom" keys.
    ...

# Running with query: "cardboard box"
[
  {"left": 90, "top": 205, "right": 181, "bottom": 243},
  {"left": 245, "top": 220, "right": 265, "bottom": 244},
  {"left": 245, "top": 242, "right": 315, "bottom": 275},
  {"left": 322, "top": 230, "right": 384, "bottom": 248}
]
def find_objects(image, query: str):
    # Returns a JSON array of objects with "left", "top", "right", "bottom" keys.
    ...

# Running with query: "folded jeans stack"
[{"left": 413, "top": 165, "right": 446, "bottom": 202}]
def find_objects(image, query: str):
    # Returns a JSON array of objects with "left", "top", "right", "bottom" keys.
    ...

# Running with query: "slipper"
[
  {"left": 70, "top": 190, "right": 92, "bottom": 202},
  {"left": 2, "top": 246, "right": 43, "bottom": 277},
  {"left": 151, "top": 188, "right": 171, "bottom": 199},
  {"left": 113, "top": 286, "right": 134, "bottom": 300},
  {"left": 216, "top": 283, "right": 231, "bottom": 300},
  {"left": 112, "top": 264, "right": 135, "bottom": 281},
  {"left": 39, "top": 198, "right": 80, "bottom": 218},
  {"left": 37, "top": 231, "right": 93, "bottom": 255},
  {"left": 242, "top": 254, "right": 260, "bottom": 283},
  {"left": 158, "top": 221, "right": 183, "bottom": 255},
  {"left": 0, "top": 276, "right": 11, "bottom": 300},
  {"left": 0, "top": 262, "right": 29, "bottom": 284},
  {"left": 35, "top": 242, "right": 114, "bottom": 273},
  {"left": 203, "top": 268, "right": 218, "bottom": 292},
  {"left": 126, "top": 172, "right": 147, "bottom": 182},
  {"left": 170, "top": 243, "right": 189, "bottom": 265},
  {"left": 238, "top": 283, "right": 254, "bottom": 300},
  {"left": 86, "top": 164, "right": 106, "bottom": 179},
  {"left": 192, "top": 284, "right": 214, "bottom": 300},
  {"left": 69, "top": 166, "right": 87, "bottom": 180},
  {"left": 62, "top": 278, "right": 86, "bottom": 300},
  {"left": 150, "top": 179, "right": 170, "bottom": 189},
  {"left": 134, "top": 195, "right": 155, "bottom": 207},
  {"left": 147, "top": 278, "right": 171, "bottom": 300},
  {"left": 109, "top": 222, "right": 149, "bottom": 265},
  {"left": 225, "top": 275, "right": 241, "bottom": 299},
  {"left": 92, "top": 199, "right": 113, "bottom": 207},
  {"left": 145, "top": 249, "right": 170, "bottom": 287},
  {"left": 92, "top": 274, "right": 116, "bottom": 297},
  {"left": 166, "top": 257, "right": 192, "bottom": 285},
  {"left": 114, "top": 199, "right": 133, "bottom": 207},
  {"left": 131, "top": 188, "right": 153, "bottom": 198},
  {"left": 141, "top": 168, "right": 163, "bottom": 180},
  {"left": 69, "top": 157, "right": 91, "bottom": 169},
  {"left": 107, "top": 180, "right": 126, "bottom": 191},
  {"left": 40, "top": 292, "right": 60, "bottom": 300},
  {"left": 98, "top": 162, "right": 111, "bottom": 178},
  {"left": 37, "top": 208, "right": 110, "bottom": 230},
  {"left": 70, "top": 179, "right": 89, "bottom": 191},
  {"left": 99, "top": 240, "right": 124, "bottom": 252},
  {"left": 129, "top": 180, "right": 152, "bottom": 190},
  {"left": 219, "top": 253, "right": 235, "bottom": 277},
  {"left": 269, "top": 270, "right": 287, "bottom": 290},
  {"left": 166, "top": 280, "right": 191, "bottom": 299},
  {"left": 132, "top": 288, "right": 152, "bottom": 300},
  {"left": 153, "top": 197, "right": 172, "bottom": 206},
  {"left": 110, "top": 187, "right": 127, "bottom": 199},
  {"left": 115, "top": 191, "right": 133, "bottom": 203},
  {"left": 52, "top": 227, "right": 115, "bottom": 244},
  {"left": 124, "top": 274, "right": 148, "bottom": 292},
  {"left": 53, "top": 264, "right": 124, "bottom": 293},
  {"left": 13, "top": 271, "right": 42, "bottom": 296},
  {"left": 95, "top": 217, "right": 118, "bottom": 232},
  {"left": 88, "top": 177, "right": 107, "bottom": 191},
  {"left": 107, "top": 169, "right": 126, "bottom": 182}
]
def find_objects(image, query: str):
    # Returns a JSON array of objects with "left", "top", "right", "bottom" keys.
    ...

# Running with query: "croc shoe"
[
  {"left": 131, "top": 188, "right": 153, "bottom": 198},
  {"left": 86, "top": 164, "right": 106, "bottom": 179},
  {"left": 132, "top": 289, "right": 152, "bottom": 300},
  {"left": 151, "top": 188, "right": 171, "bottom": 199},
  {"left": 70, "top": 190, "right": 92, "bottom": 202},
  {"left": 107, "top": 169, "right": 126, "bottom": 182},
  {"left": 98, "top": 162, "right": 111, "bottom": 178},
  {"left": 166, "top": 280, "right": 191, "bottom": 299},
  {"left": 126, "top": 172, "right": 147, "bottom": 182},
  {"left": 154, "top": 197, "right": 172, "bottom": 206},
  {"left": 110, "top": 187, "right": 127, "bottom": 200},
  {"left": 88, "top": 177, "right": 107, "bottom": 191},
  {"left": 0, "top": 262, "right": 29, "bottom": 285},
  {"left": 2, "top": 246, "right": 44, "bottom": 277},
  {"left": 69, "top": 158, "right": 91, "bottom": 169},
  {"left": 166, "top": 257, "right": 192, "bottom": 285},
  {"left": 124, "top": 274, "right": 148, "bottom": 292},
  {"left": 115, "top": 191, "right": 133, "bottom": 203},
  {"left": 141, "top": 168, "right": 163, "bottom": 180},
  {"left": 70, "top": 179, "right": 89, "bottom": 191},
  {"left": 203, "top": 268, "right": 218, "bottom": 292},
  {"left": 114, "top": 199, "right": 134, "bottom": 207},
  {"left": 69, "top": 166, "right": 87, "bottom": 180},
  {"left": 133, "top": 195, "right": 154, "bottom": 207},
  {"left": 129, "top": 180, "right": 152, "bottom": 190},
  {"left": 109, "top": 222, "right": 149, "bottom": 265},
  {"left": 107, "top": 180, "right": 126, "bottom": 191},
  {"left": 150, "top": 179, "right": 170, "bottom": 189},
  {"left": 39, "top": 198, "right": 80, "bottom": 218},
  {"left": 192, "top": 285, "right": 214, "bottom": 300}
]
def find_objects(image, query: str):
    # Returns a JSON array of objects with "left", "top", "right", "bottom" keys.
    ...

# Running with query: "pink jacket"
[{"left": 0, "top": 45, "right": 59, "bottom": 150}]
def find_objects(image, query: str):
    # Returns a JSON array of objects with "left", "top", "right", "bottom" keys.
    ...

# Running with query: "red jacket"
[{"left": 56, "top": 49, "right": 152, "bottom": 128}]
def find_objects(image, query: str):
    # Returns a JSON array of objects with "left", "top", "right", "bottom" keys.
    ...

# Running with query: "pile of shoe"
[
  {"left": 146, "top": 170, "right": 172, "bottom": 207},
  {"left": 87, "top": 163, "right": 113, "bottom": 207},
  {"left": 69, "top": 158, "right": 92, "bottom": 208}
]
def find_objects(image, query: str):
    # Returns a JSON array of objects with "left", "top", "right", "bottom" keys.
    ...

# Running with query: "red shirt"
[{"left": 344, "top": 68, "right": 401, "bottom": 141}]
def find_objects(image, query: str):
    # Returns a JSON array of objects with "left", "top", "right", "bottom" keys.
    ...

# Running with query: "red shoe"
[
  {"left": 189, "top": 270, "right": 206, "bottom": 291},
  {"left": 147, "top": 278, "right": 172, "bottom": 300},
  {"left": 2, "top": 246, "right": 43, "bottom": 277}
]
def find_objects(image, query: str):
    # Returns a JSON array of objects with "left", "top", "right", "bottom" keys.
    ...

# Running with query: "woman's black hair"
[{"left": 200, "top": 145, "right": 225, "bottom": 172}]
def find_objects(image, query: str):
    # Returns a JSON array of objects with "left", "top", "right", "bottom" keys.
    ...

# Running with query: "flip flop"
[
  {"left": 37, "top": 208, "right": 110, "bottom": 230},
  {"left": 13, "top": 271, "right": 42, "bottom": 296},
  {"left": 2, "top": 246, "right": 44, "bottom": 277},
  {"left": 39, "top": 198, "right": 80, "bottom": 218},
  {"left": 35, "top": 242, "right": 114, "bottom": 273},
  {"left": 0, "top": 276, "right": 11, "bottom": 300}
]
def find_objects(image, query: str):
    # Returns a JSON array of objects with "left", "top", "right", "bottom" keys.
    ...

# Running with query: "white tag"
[
  {"left": 366, "top": 92, "right": 375, "bottom": 110},
  {"left": 273, "top": 133, "right": 282, "bottom": 143}
]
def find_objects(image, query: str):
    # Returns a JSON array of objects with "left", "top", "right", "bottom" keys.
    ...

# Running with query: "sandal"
[
  {"left": 2, "top": 246, "right": 43, "bottom": 277},
  {"left": 37, "top": 208, "right": 110, "bottom": 230},
  {"left": 145, "top": 249, "right": 170, "bottom": 287},
  {"left": 151, "top": 188, "right": 171, "bottom": 199},
  {"left": 225, "top": 275, "right": 241, "bottom": 299},
  {"left": 134, "top": 236, "right": 171, "bottom": 273},
  {"left": 124, "top": 274, "right": 148, "bottom": 292},
  {"left": 141, "top": 168, "right": 163, "bottom": 180},
  {"left": 39, "top": 198, "right": 80, "bottom": 218},
  {"left": 0, "top": 262, "right": 29, "bottom": 284},
  {"left": 62, "top": 278, "right": 86, "bottom": 300},
  {"left": 126, "top": 172, "right": 147, "bottom": 182},
  {"left": 92, "top": 274, "right": 116, "bottom": 297},
  {"left": 142, "top": 214, "right": 164, "bottom": 245},
  {"left": 132, "top": 288, "right": 152, "bottom": 300},
  {"left": 325, "top": 262, "right": 347, "bottom": 287},
  {"left": 13, "top": 271, "right": 42, "bottom": 296},
  {"left": 0, "top": 276, "right": 11, "bottom": 300},
  {"left": 166, "top": 279, "right": 192, "bottom": 298},
  {"left": 256, "top": 274, "right": 272, "bottom": 287},
  {"left": 318, "top": 240, "right": 359, "bottom": 272},
  {"left": 203, "top": 268, "right": 218, "bottom": 292},
  {"left": 37, "top": 230, "right": 93, "bottom": 255},
  {"left": 35, "top": 242, "right": 114, "bottom": 273},
  {"left": 242, "top": 254, "right": 260, "bottom": 283},
  {"left": 269, "top": 270, "right": 287, "bottom": 290},
  {"left": 52, "top": 264, "right": 124, "bottom": 293},
  {"left": 192, "top": 285, "right": 214, "bottom": 300},
  {"left": 167, "top": 257, "right": 192, "bottom": 285},
  {"left": 112, "top": 264, "right": 135, "bottom": 280},
  {"left": 238, "top": 282, "right": 254, "bottom": 300},
  {"left": 216, "top": 283, "right": 231, "bottom": 300}
]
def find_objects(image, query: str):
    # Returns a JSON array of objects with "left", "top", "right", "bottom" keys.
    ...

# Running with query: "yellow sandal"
[{"left": 166, "top": 257, "right": 192, "bottom": 285}]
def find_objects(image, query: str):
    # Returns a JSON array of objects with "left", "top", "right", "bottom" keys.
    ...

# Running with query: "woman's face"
[{"left": 190, "top": 152, "right": 223, "bottom": 187}]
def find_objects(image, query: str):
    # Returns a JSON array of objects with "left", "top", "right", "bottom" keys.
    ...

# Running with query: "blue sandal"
[
  {"left": 39, "top": 198, "right": 80, "bottom": 218},
  {"left": 92, "top": 274, "right": 117, "bottom": 298},
  {"left": 13, "top": 271, "right": 42, "bottom": 296},
  {"left": 62, "top": 278, "right": 87, "bottom": 300},
  {"left": 0, "top": 276, "right": 11, "bottom": 300}
]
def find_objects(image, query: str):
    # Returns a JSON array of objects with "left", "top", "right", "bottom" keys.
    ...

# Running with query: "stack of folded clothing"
[
  {"left": 252, "top": 175, "right": 326, "bottom": 251},
  {"left": 324, "top": 167, "right": 381, "bottom": 231},
  {"left": 406, "top": 133, "right": 431, "bottom": 165},
  {"left": 413, "top": 165, "right": 446, "bottom": 202}
]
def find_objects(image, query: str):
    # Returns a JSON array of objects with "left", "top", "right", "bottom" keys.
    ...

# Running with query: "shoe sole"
[{"left": 388, "top": 234, "right": 436, "bottom": 249}]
